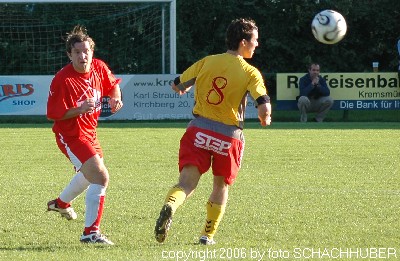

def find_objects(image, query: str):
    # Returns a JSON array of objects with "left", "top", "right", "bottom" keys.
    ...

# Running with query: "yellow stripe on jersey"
[{"left": 179, "top": 53, "right": 267, "bottom": 128}]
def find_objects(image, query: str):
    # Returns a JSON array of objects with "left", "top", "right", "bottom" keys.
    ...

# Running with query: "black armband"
[
  {"left": 173, "top": 76, "right": 181, "bottom": 86},
  {"left": 174, "top": 76, "right": 186, "bottom": 91},
  {"left": 255, "top": 95, "right": 270, "bottom": 107}
]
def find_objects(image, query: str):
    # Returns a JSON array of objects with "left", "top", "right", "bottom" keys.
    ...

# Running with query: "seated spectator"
[
  {"left": 397, "top": 38, "right": 400, "bottom": 82},
  {"left": 297, "top": 63, "right": 333, "bottom": 122}
]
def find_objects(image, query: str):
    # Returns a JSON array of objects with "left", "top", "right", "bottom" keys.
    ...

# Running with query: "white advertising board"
[{"left": 0, "top": 74, "right": 259, "bottom": 120}]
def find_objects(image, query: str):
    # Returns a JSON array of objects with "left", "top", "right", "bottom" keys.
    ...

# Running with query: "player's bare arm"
[
  {"left": 47, "top": 99, "right": 95, "bottom": 121},
  {"left": 257, "top": 102, "right": 272, "bottom": 126},
  {"left": 108, "top": 85, "right": 123, "bottom": 113},
  {"left": 172, "top": 83, "right": 192, "bottom": 95},
  {"left": 255, "top": 94, "right": 271, "bottom": 126}
]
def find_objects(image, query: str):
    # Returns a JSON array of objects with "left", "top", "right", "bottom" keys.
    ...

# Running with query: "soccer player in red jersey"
[
  {"left": 155, "top": 18, "right": 272, "bottom": 245},
  {"left": 46, "top": 25, "right": 123, "bottom": 245}
]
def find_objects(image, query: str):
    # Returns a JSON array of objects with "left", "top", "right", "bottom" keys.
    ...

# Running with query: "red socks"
[{"left": 56, "top": 197, "right": 71, "bottom": 209}]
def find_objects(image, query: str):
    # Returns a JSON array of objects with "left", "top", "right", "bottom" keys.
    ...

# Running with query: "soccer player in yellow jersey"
[{"left": 155, "top": 18, "right": 272, "bottom": 245}]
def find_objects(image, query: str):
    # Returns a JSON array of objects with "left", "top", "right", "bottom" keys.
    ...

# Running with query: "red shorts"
[
  {"left": 179, "top": 126, "right": 244, "bottom": 185},
  {"left": 55, "top": 133, "right": 103, "bottom": 172}
]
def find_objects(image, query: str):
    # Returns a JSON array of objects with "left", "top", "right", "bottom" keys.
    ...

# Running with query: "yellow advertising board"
[{"left": 276, "top": 72, "right": 400, "bottom": 110}]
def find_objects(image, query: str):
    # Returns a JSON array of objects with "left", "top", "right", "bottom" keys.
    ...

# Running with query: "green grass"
[{"left": 0, "top": 121, "right": 399, "bottom": 260}]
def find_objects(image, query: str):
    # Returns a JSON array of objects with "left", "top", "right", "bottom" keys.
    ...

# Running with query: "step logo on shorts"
[{"left": 194, "top": 131, "right": 231, "bottom": 156}]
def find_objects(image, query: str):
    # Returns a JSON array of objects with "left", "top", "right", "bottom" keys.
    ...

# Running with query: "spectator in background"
[
  {"left": 297, "top": 63, "right": 333, "bottom": 122},
  {"left": 397, "top": 39, "right": 400, "bottom": 82}
]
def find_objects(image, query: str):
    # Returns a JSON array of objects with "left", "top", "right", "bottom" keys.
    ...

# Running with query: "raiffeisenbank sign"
[{"left": 277, "top": 72, "right": 400, "bottom": 110}]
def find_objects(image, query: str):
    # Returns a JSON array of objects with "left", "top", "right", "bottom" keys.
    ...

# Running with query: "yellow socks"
[
  {"left": 202, "top": 201, "right": 226, "bottom": 240},
  {"left": 164, "top": 186, "right": 186, "bottom": 214},
  {"left": 163, "top": 188, "right": 226, "bottom": 240}
]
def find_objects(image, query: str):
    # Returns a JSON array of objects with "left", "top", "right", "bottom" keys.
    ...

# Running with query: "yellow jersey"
[{"left": 180, "top": 53, "right": 267, "bottom": 128}]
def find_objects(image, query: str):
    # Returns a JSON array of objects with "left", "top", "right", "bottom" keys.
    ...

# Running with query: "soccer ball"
[{"left": 311, "top": 10, "right": 347, "bottom": 44}]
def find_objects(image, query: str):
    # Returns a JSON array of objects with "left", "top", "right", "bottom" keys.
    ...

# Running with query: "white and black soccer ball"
[{"left": 311, "top": 10, "right": 347, "bottom": 44}]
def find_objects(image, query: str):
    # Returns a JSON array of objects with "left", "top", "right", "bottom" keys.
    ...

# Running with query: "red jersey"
[{"left": 47, "top": 58, "right": 121, "bottom": 139}]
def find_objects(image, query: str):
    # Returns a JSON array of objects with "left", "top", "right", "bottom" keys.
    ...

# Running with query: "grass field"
[{"left": 0, "top": 121, "right": 399, "bottom": 261}]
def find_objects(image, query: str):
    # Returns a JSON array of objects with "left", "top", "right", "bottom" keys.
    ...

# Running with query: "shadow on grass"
[
  {"left": 0, "top": 246, "right": 58, "bottom": 252},
  {"left": 0, "top": 244, "right": 114, "bottom": 252}
]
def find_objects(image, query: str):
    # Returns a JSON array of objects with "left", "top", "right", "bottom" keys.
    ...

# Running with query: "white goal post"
[{"left": 0, "top": 0, "right": 176, "bottom": 74}]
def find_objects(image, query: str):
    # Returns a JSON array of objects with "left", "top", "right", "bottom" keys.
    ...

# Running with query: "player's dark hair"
[
  {"left": 225, "top": 18, "right": 258, "bottom": 51},
  {"left": 65, "top": 25, "right": 95, "bottom": 54}
]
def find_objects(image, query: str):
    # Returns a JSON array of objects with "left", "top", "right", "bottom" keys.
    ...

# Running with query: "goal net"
[{"left": 0, "top": 0, "right": 176, "bottom": 75}]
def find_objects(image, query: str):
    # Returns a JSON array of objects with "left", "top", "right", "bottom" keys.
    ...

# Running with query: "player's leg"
[
  {"left": 199, "top": 130, "right": 244, "bottom": 245},
  {"left": 79, "top": 155, "right": 113, "bottom": 245},
  {"left": 167, "top": 165, "right": 201, "bottom": 213},
  {"left": 47, "top": 136, "right": 93, "bottom": 220},
  {"left": 155, "top": 165, "right": 202, "bottom": 243},
  {"left": 155, "top": 166, "right": 200, "bottom": 244},
  {"left": 297, "top": 96, "right": 311, "bottom": 122},
  {"left": 48, "top": 135, "right": 113, "bottom": 244},
  {"left": 155, "top": 126, "right": 211, "bottom": 243},
  {"left": 47, "top": 171, "right": 90, "bottom": 220},
  {"left": 199, "top": 176, "right": 228, "bottom": 245},
  {"left": 59, "top": 172, "right": 90, "bottom": 202}
]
